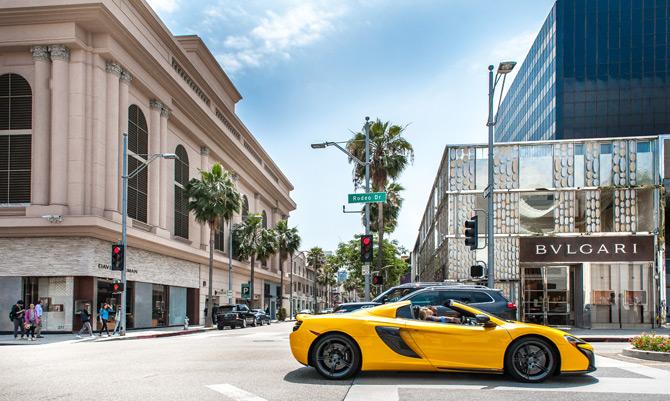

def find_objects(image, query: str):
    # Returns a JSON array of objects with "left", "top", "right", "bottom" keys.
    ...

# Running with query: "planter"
[{"left": 622, "top": 348, "right": 670, "bottom": 362}]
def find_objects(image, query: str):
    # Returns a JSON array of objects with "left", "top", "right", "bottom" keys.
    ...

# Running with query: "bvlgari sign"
[{"left": 519, "top": 235, "right": 654, "bottom": 263}]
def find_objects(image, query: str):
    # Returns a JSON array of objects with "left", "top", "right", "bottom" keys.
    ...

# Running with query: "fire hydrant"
[{"left": 183, "top": 316, "right": 189, "bottom": 330}]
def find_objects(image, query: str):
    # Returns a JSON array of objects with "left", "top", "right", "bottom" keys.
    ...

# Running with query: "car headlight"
[{"left": 564, "top": 335, "right": 586, "bottom": 345}]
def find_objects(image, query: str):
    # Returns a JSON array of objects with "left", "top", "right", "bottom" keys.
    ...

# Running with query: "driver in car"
[{"left": 419, "top": 306, "right": 460, "bottom": 324}]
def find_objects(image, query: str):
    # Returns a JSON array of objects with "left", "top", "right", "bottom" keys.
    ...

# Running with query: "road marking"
[{"left": 207, "top": 384, "right": 268, "bottom": 401}]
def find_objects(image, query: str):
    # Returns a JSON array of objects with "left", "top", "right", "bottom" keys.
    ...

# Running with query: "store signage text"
[
  {"left": 97, "top": 263, "right": 138, "bottom": 274},
  {"left": 519, "top": 236, "right": 654, "bottom": 263}
]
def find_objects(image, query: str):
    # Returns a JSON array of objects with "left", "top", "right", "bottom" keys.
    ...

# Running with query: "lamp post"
[
  {"left": 120, "top": 132, "right": 177, "bottom": 336},
  {"left": 486, "top": 61, "right": 516, "bottom": 290},
  {"left": 310, "top": 117, "right": 372, "bottom": 301}
]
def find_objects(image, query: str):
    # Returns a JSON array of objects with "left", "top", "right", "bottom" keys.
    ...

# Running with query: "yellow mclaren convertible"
[{"left": 290, "top": 300, "right": 595, "bottom": 383}]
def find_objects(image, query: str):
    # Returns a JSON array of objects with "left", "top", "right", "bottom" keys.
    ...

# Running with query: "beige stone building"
[{"left": 0, "top": 0, "right": 295, "bottom": 332}]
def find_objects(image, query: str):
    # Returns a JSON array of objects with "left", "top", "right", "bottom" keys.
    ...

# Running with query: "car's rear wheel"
[
  {"left": 312, "top": 333, "right": 360, "bottom": 380},
  {"left": 505, "top": 337, "right": 557, "bottom": 383}
]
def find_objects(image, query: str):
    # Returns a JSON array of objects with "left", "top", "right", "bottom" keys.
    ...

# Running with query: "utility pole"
[
  {"left": 363, "top": 116, "right": 371, "bottom": 302},
  {"left": 486, "top": 65, "right": 495, "bottom": 289},
  {"left": 120, "top": 133, "right": 128, "bottom": 336}
]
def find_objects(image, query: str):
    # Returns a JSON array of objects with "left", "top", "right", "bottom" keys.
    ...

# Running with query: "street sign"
[
  {"left": 241, "top": 283, "right": 250, "bottom": 300},
  {"left": 226, "top": 289, "right": 233, "bottom": 298},
  {"left": 362, "top": 264, "right": 370, "bottom": 275},
  {"left": 348, "top": 192, "right": 387, "bottom": 204}
]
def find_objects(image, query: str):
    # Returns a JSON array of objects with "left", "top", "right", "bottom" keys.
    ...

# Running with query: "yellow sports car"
[{"left": 290, "top": 300, "right": 595, "bottom": 383}]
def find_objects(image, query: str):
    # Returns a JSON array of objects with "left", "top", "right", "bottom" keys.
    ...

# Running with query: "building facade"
[
  {"left": 413, "top": 136, "right": 667, "bottom": 328},
  {"left": 497, "top": 0, "right": 670, "bottom": 142},
  {"left": 288, "top": 252, "right": 327, "bottom": 315},
  {"left": 0, "top": 0, "right": 295, "bottom": 332}
]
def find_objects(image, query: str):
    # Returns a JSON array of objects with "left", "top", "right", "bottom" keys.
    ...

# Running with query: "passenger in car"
[{"left": 418, "top": 306, "right": 460, "bottom": 324}]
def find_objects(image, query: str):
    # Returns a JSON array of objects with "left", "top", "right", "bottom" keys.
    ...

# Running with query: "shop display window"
[{"left": 589, "top": 263, "right": 651, "bottom": 326}]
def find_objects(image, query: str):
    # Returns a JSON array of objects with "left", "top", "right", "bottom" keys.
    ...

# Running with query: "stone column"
[
  {"left": 67, "top": 49, "right": 86, "bottom": 215},
  {"left": 30, "top": 46, "right": 50, "bottom": 206},
  {"left": 104, "top": 62, "right": 121, "bottom": 216},
  {"left": 48, "top": 45, "right": 70, "bottom": 207},
  {"left": 158, "top": 106, "right": 170, "bottom": 235},
  {"left": 91, "top": 54, "right": 107, "bottom": 215},
  {"left": 148, "top": 100, "right": 162, "bottom": 227},
  {"left": 200, "top": 146, "right": 210, "bottom": 250},
  {"left": 118, "top": 70, "right": 132, "bottom": 212}
]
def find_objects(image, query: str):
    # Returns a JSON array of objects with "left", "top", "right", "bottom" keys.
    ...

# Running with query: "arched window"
[
  {"left": 127, "top": 105, "right": 148, "bottom": 222},
  {"left": 0, "top": 73, "right": 32, "bottom": 204},
  {"left": 241, "top": 195, "right": 249, "bottom": 220},
  {"left": 174, "top": 145, "right": 189, "bottom": 238}
]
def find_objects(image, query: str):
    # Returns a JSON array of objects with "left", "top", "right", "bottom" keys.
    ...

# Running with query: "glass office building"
[
  {"left": 496, "top": 0, "right": 670, "bottom": 142},
  {"left": 413, "top": 135, "right": 668, "bottom": 328}
]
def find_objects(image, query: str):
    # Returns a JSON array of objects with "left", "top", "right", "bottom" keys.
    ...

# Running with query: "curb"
[
  {"left": 97, "top": 327, "right": 216, "bottom": 342},
  {"left": 579, "top": 337, "right": 633, "bottom": 343},
  {"left": 622, "top": 348, "right": 670, "bottom": 362}
]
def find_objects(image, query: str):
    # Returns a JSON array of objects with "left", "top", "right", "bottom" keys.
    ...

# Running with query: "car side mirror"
[{"left": 475, "top": 314, "right": 495, "bottom": 327}]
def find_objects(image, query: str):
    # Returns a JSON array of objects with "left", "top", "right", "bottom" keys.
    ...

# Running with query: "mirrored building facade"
[
  {"left": 413, "top": 136, "right": 667, "bottom": 328},
  {"left": 497, "top": 0, "right": 670, "bottom": 142}
]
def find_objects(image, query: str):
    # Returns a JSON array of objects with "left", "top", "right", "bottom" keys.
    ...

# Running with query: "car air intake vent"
[{"left": 293, "top": 321, "right": 302, "bottom": 332}]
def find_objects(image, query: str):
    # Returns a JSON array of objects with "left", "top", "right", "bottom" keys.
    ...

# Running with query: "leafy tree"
[
  {"left": 275, "top": 219, "right": 301, "bottom": 310},
  {"left": 186, "top": 163, "right": 241, "bottom": 327},
  {"left": 306, "top": 247, "right": 326, "bottom": 313},
  {"left": 235, "top": 214, "right": 277, "bottom": 308},
  {"left": 346, "top": 119, "right": 413, "bottom": 274},
  {"left": 367, "top": 182, "right": 405, "bottom": 233}
]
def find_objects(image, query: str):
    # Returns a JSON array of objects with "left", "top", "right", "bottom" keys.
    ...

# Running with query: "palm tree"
[
  {"left": 235, "top": 214, "right": 277, "bottom": 308},
  {"left": 347, "top": 119, "right": 413, "bottom": 274},
  {"left": 306, "top": 247, "right": 326, "bottom": 313},
  {"left": 367, "top": 182, "right": 404, "bottom": 233},
  {"left": 185, "top": 163, "right": 241, "bottom": 327},
  {"left": 275, "top": 219, "right": 301, "bottom": 312}
]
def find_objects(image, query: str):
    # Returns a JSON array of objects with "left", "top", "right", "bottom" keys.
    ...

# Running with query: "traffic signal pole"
[
  {"left": 363, "top": 117, "right": 371, "bottom": 302},
  {"left": 120, "top": 133, "right": 128, "bottom": 336}
]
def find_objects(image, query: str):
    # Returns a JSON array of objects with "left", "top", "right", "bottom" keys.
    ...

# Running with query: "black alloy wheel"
[
  {"left": 505, "top": 337, "right": 557, "bottom": 383},
  {"left": 311, "top": 334, "right": 361, "bottom": 380}
]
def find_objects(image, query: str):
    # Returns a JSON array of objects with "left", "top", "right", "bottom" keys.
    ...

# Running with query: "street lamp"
[
  {"left": 486, "top": 61, "right": 516, "bottom": 289},
  {"left": 119, "top": 132, "right": 177, "bottom": 336},
  {"left": 310, "top": 117, "right": 372, "bottom": 302}
]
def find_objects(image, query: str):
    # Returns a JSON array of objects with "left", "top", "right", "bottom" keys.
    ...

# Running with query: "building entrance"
[{"left": 522, "top": 266, "right": 572, "bottom": 326}]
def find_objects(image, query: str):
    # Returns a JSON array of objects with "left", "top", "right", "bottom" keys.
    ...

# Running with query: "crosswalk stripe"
[{"left": 207, "top": 383, "right": 268, "bottom": 401}]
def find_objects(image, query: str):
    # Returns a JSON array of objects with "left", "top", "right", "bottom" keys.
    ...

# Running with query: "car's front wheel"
[
  {"left": 505, "top": 337, "right": 557, "bottom": 383},
  {"left": 311, "top": 333, "right": 361, "bottom": 380}
]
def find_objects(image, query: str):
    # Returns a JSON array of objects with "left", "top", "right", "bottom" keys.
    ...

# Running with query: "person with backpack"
[
  {"left": 76, "top": 303, "right": 94, "bottom": 338},
  {"left": 9, "top": 300, "right": 25, "bottom": 340},
  {"left": 23, "top": 303, "right": 39, "bottom": 341}
]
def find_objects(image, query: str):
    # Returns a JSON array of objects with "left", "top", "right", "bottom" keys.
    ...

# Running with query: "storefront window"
[
  {"left": 574, "top": 144, "right": 585, "bottom": 187},
  {"left": 589, "top": 263, "right": 652, "bottom": 326},
  {"left": 636, "top": 189, "right": 655, "bottom": 232},
  {"left": 519, "top": 192, "right": 557, "bottom": 234},
  {"left": 599, "top": 143, "right": 613, "bottom": 186},
  {"left": 169, "top": 286, "right": 187, "bottom": 326},
  {"left": 519, "top": 145, "right": 553, "bottom": 189},
  {"left": 152, "top": 284, "right": 169, "bottom": 327},
  {"left": 600, "top": 189, "right": 614, "bottom": 232},
  {"left": 636, "top": 141, "right": 653, "bottom": 185}
]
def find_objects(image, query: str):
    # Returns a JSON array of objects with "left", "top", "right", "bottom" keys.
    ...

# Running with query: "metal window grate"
[
  {"left": 0, "top": 73, "right": 31, "bottom": 204},
  {"left": 127, "top": 105, "right": 148, "bottom": 222}
]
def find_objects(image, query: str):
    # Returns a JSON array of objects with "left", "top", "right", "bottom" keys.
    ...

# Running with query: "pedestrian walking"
[
  {"left": 98, "top": 303, "right": 111, "bottom": 337},
  {"left": 23, "top": 303, "right": 39, "bottom": 341},
  {"left": 9, "top": 300, "right": 25, "bottom": 340},
  {"left": 35, "top": 299, "right": 44, "bottom": 338},
  {"left": 76, "top": 303, "right": 94, "bottom": 338},
  {"left": 111, "top": 305, "right": 122, "bottom": 336}
]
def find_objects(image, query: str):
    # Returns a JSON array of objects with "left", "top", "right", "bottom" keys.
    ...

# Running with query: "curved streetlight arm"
[
  {"left": 127, "top": 153, "right": 178, "bottom": 180},
  {"left": 325, "top": 142, "right": 366, "bottom": 167}
]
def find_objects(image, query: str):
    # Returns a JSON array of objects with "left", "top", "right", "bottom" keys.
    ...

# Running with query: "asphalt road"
[{"left": 0, "top": 323, "right": 668, "bottom": 401}]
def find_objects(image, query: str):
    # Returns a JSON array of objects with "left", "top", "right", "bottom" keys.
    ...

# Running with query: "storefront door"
[{"left": 522, "top": 266, "right": 571, "bottom": 326}]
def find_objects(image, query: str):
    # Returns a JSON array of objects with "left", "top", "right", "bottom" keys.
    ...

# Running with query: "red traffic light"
[
  {"left": 113, "top": 246, "right": 121, "bottom": 255},
  {"left": 113, "top": 283, "right": 120, "bottom": 291},
  {"left": 362, "top": 237, "right": 371, "bottom": 245}
]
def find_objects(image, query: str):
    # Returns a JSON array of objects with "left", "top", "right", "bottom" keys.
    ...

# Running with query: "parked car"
[
  {"left": 320, "top": 308, "right": 335, "bottom": 314},
  {"left": 216, "top": 304, "right": 256, "bottom": 329},
  {"left": 333, "top": 282, "right": 460, "bottom": 313},
  {"left": 251, "top": 309, "right": 271, "bottom": 326},
  {"left": 298, "top": 309, "right": 313, "bottom": 315},
  {"left": 398, "top": 286, "right": 517, "bottom": 320}
]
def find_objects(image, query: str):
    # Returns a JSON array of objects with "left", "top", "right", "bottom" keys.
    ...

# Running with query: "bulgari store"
[{"left": 414, "top": 135, "right": 668, "bottom": 329}]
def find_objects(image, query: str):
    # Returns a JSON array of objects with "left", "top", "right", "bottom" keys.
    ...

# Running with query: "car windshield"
[
  {"left": 218, "top": 306, "right": 235, "bottom": 312},
  {"left": 373, "top": 287, "right": 417, "bottom": 303}
]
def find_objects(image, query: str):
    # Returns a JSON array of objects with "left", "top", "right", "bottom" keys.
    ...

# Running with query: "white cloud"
[
  {"left": 215, "top": 2, "right": 348, "bottom": 73},
  {"left": 147, "top": 0, "right": 181, "bottom": 13}
]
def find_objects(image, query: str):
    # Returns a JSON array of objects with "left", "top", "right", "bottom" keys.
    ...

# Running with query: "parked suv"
[
  {"left": 216, "top": 304, "right": 256, "bottom": 329},
  {"left": 333, "top": 282, "right": 456, "bottom": 313},
  {"left": 398, "top": 285, "right": 517, "bottom": 320}
]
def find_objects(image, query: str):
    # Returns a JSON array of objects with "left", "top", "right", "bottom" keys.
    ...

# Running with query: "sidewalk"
[
  {"left": 567, "top": 326, "right": 670, "bottom": 342},
  {"left": 0, "top": 325, "right": 215, "bottom": 346}
]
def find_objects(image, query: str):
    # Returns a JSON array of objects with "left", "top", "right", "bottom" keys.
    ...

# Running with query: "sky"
[{"left": 147, "top": 0, "right": 555, "bottom": 253}]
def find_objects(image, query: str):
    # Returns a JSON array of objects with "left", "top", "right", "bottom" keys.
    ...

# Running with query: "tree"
[
  {"left": 306, "top": 247, "right": 326, "bottom": 313},
  {"left": 347, "top": 119, "right": 413, "bottom": 274},
  {"left": 235, "top": 214, "right": 277, "bottom": 308},
  {"left": 320, "top": 256, "right": 338, "bottom": 308},
  {"left": 275, "top": 219, "right": 301, "bottom": 311},
  {"left": 185, "top": 163, "right": 241, "bottom": 327},
  {"left": 368, "top": 182, "right": 405, "bottom": 233}
]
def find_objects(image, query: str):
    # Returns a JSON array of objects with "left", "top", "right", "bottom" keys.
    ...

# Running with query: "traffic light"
[
  {"left": 111, "top": 282, "right": 124, "bottom": 294},
  {"left": 111, "top": 243, "right": 124, "bottom": 271},
  {"left": 464, "top": 215, "right": 478, "bottom": 250},
  {"left": 372, "top": 275, "right": 383, "bottom": 285},
  {"left": 470, "top": 264, "right": 485, "bottom": 278},
  {"left": 360, "top": 235, "right": 373, "bottom": 263}
]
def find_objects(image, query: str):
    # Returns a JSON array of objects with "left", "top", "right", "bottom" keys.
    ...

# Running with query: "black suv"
[
  {"left": 216, "top": 304, "right": 256, "bottom": 329},
  {"left": 333, "top": 282, "right": 455, "bottom": 313},
  {"left": 398, "top": 286, "right": 517, "bottom": 320}
]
